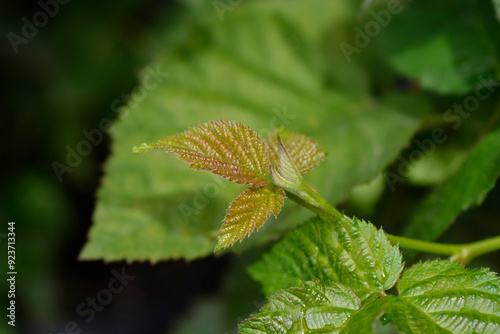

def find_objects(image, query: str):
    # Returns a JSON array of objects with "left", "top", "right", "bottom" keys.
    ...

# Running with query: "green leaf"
[
  {"left": 347, "top": 174, "right": 385, "bottom": 216},
  {"left": 404, "top": 127, "right": 500, "bottom": 241},
  {"left": 339, "top": 297, "right": 392, "bottom": 334},
  {"left": 239, "top": 281, "right": 361, "bottom": 334},
  {"left": 249, "top": 215, "right": 403, "bottom": 303},
  {"left": 384, "top": 298, "right": 453, "bottom": 334},
  {"left": 81, "top": 0, "right": 422, "bottom": 261},
  {"left": 382, "top": 0, "right": 500, "bottom": 95},
  {"left": 216, "top": 183, "right": 286, "bottom": 251},
  {"left": 384, "top": 260, "right": 500, "bottom": 334},
  {"left": 266, "top": 129, "right": 326, "bottom": 176},
  {"left": 133, "top": 120, "right": 270, "bottom": 187}
]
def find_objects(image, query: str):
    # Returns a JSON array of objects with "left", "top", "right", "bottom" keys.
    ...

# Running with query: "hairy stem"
[
  {"left": 284, "top": 188, "right": 500, "bottom": 264},
  {"left": 387, "top": 235, "right": 500, "bottom": 264}
]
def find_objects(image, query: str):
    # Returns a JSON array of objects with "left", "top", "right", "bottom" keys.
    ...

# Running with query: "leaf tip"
[
  {"left": 214, "top": 234, "right": 233, "bottom": 253},
  {"left": 132, "top": 143, "right": 153, "bottom": 153}
]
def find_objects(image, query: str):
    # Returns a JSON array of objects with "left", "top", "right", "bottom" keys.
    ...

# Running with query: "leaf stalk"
[{"left": 283, "top": 187, "right": 500, "bottom": 264}]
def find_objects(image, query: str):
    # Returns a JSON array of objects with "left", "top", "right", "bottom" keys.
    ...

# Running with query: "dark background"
[{"left": 1, "top": 1, "right": 236, "bottom": 333}]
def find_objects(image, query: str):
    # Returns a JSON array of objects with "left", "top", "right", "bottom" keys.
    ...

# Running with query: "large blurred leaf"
[
  {"left": 80, "top": 0, "right": 422, "bottom": 262},
  {"left": 384, "top": 260, "right": 500, "bottom": 333},
  {"left": 382, "top": 0, "right": 500, "bottom": 95},
  {"left": 249, "top": 215, "right": 403, "bottom": 303},
  {"left": 406, "top": 147, "right": 467, "bottom": 187},
  {"left": 404, "top": 126, "right": 500, "bottom": 241}
]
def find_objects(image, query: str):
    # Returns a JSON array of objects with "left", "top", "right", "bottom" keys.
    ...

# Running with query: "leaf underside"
[
  {"left": 80, "top": 0, "right": 422, "bottom": 262},
  {"left": 134, "top": 120, "right": 270, "bottom": 187},
  {"left": 249, "top": 214, "right": 403, "bottom": 304},
  {"left": 216, "top": 183, "right": 286, "bottom": 251}
]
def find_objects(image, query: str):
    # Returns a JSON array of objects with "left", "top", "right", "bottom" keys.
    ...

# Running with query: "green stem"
[
  {"left": 385, "top": 235, "right": 500, "bottom": 264},
  {"left": 284, "top": 186, "right": 500, "bottom": 264},
  {"left": 457, "top": 235, "right": 500, "bottom": 263},
  {"left": 385, "top": 235, "right": 460, "bottom": 256}
]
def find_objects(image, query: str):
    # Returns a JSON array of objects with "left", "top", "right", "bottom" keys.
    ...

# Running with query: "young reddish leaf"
[
  {"left": 266, "top": 129, "right": 326, "bottom": 176},
  {"left": 216, "top": 183, "right": 286, "bottom": 251},
  {"left": 133, "top": 121, "right": 269, "bottom": 186}
]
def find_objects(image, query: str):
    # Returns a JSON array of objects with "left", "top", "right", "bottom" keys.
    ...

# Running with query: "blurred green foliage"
[{"left": 3, "top": 0, "right": 500, "bottom": 332}]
